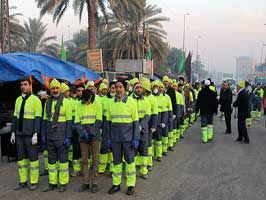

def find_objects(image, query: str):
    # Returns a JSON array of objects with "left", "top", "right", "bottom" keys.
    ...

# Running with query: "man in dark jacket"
[
  {"left": 219, "top": 81, "right": 233, "bottom": 134},
  {"left": 196, "top": 80, "right": 218, "bottom": 143},
  {"left": 233, "top": 81, "right": 250, "bottom": 144}
]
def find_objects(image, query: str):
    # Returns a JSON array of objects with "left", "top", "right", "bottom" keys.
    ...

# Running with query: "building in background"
[
  {"left": 235, "top": 56, "right": 254, "bottom": 82},
  {"left": 254, "top": 64, "right": 266, "bottom": 85}
]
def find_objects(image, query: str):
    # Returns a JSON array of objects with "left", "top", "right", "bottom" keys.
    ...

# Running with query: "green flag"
[
  {"left": 60, "top": 36, "right": 67, "bottom": 61},
  {"left": 178, "top": 51, "right": 186, "bottom": 74}
]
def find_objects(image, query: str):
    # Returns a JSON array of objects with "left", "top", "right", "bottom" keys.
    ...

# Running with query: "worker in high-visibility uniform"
[
  {"left": 99, "top": 81, "right": 116, "bottom": 174},
  {"left": 162, "top": 76, "right": 177, "bottom": 152},
  {"left": 37, "top": 90, "right": 49, "bottom": 177},
  {"left": 42, "top": 79, "right": 72, "bottom": 192},
  {"left": 171, "top": 82, "right": 179, "bottom": 146},
  {"left": 141, "top": 78, "right": 158, "bottom": 171},
  {"left": 159, "top": 82, "right": 173, "bottom": 156},
  {"left": 11, "top": 78, "right": 42, "bottom": 191},
  {"left": 61, "top": 83, "right": 75, "bottom": 171},
  {"left": 70, "top": 85, "right": 83, "bottom": 177},
  {"left": 196, "top": 80, "right": 218, "bottom": 143},
  {"left": 152, "top": 80, "right": 167, "bottom": 162},
  {"left": 177, "top": 83, "right": 186, "bottom": 139},
  {"left": 75, "top": 89, "right": 102, "bottom": 193},
  {"left": 107, "top": 80, "right": 140, "bottom": 196},
  {"left": 132, "top": 81, "right": 151, "bottom": 179},
  {"left": 252, "top": 83, "right": 264, "bottom": 120}
]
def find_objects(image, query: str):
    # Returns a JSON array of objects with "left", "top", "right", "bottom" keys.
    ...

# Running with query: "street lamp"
[
  {"left": 196, "top": 35, "right": 202, "bottom": 60},
  {"left": 182, "top": 13, "right": 190, "bottom": 52},
  {"left": 259, "top": 40, "right": 266, "bottom": 64}
]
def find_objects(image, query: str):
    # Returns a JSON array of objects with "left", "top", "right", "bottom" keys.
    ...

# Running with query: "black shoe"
[
  {"left": 243, "top": 140, "right": 250, "bottom": 144},
  {"left": 147, "top": 166, "right": 153, "bottom": 171},
  {"left": 59, "top": 184, "right": 67, "bottom": 192},
  {"left": 168, "top": 147, "right": 174, "bottom": 151},
  {"left": 126, "top": 186, "right": 135, "bottom": 195},
  {"left": 156, "top": 157, "right": 161, "bottom": 162},
  {"left": 29, "top": 184, "right": 38, "bottom": 191},
  {"left": 40, "top": 170, "right": 48, "bottom": 176},
  {"left": 235, "top": 138, "right": 243, "bottom": 142},
  {"left": 163, "top": 152, "right": 168, "bottom": 156},
  {"left": 141, "top": 174, "right": 148, "bottom": 179},
  {"left": 14, "top": 182, "right": 27, "bottom": 190},
  {"left": 91, "top": 184, "right": 98, "bottom": 193},
  {"left": 43, "top": 184, "right": 57, "bottom": 192},
  {"left": 79, "top": 184, "right": 90, "bottom": 192},
  {"left": 108, "top": 185, "right": 120, "bottom": 194}
]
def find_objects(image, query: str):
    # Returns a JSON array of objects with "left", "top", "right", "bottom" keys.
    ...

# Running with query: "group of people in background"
[
  {"left": 219, "top": 80, "right": 264, "bottom": 144},
  {"left": 9, "top": 75, "right": 265, "bottom": 196}
]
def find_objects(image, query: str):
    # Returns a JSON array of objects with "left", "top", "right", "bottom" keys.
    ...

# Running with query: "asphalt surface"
[{"left": 0, "top": 115, "right": 265, "bottom": 200}]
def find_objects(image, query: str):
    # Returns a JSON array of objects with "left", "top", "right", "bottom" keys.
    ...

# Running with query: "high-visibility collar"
[
  {"left": 114, "top": 95, "right": 128, "bottom": 103},
  {"left": 132, "top": 93, "right": 144, "bottom": 100}
]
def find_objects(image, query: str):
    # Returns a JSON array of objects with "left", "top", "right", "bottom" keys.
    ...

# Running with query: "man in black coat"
[
  {"left": 196, "top": 80, "right": 218, "bottom": 143},
  {"left": 219, "top": 81, "right": 233, "bottom": 134},
  {"left": 233, "top": 81, "right": 250, "bottom": 144}
]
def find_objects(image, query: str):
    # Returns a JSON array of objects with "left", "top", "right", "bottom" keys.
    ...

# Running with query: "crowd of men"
[{"left": 9, "top": 75, "right": 264, "bottom": 196}]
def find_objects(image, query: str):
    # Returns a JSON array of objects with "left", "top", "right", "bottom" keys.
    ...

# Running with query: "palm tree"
[
  {"left": 23, "top": 18, "right": 59, "bottom": 56},
  {"left": 35, "top": 0, "right": 144, "bottom": 49},
  {"left": 100, "top": 4, "right": 169, "bottom": 65},
  {"left": 65, "top": 29, "right": 88, "bottom": 66},
  {"left": 9, "top": 6, "right": 26, "bottom": 52}
]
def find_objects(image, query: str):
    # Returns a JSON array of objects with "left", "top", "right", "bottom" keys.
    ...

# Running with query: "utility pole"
[
  {"left": 182, "top": 13, "right": 190, "bottom": 52},
  {"left": 0, "top": 0, "right": 11, "bottom": 53}
]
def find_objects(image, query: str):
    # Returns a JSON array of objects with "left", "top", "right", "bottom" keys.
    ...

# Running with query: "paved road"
[{"left": 0, "top": 115, "right": 265, "bottom": 200}]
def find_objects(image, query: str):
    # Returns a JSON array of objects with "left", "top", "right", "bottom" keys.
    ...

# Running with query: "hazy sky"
[{"left": 11, "top": 0, "right": 266, "bottom": 73}]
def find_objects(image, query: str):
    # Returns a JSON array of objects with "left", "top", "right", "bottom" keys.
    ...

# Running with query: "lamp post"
[
  {"left": 182, "top": 13, "right": 190, "bottom": 52},
  {"left": 196, "top": 35, "right": 202, "bottom": 60}
]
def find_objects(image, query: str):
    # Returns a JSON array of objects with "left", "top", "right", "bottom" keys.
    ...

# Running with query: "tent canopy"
[{"left": 0, "top": 52, "right": 100, "bottom": 83}]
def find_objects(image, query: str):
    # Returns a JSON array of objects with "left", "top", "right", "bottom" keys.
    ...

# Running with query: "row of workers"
[{"left": 10, "top": 75, "right": 202, "bottom": 195}]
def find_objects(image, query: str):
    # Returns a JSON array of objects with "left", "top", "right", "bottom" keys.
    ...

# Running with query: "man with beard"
[{"left": 42, "top": 79, "right": 72, "bottom": 192}]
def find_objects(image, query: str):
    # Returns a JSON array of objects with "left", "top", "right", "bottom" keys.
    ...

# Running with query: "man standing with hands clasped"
[
  {"left": 107, "top": 79, "right": 140, "bottom": 196},
  {"left": 233, "top": 81, "right": 250, "bottom": 144},
  {"left": 219, "top": 81, "right": 233, "bottom": 134},
  {"left": 11, "top": 78, "right": 42, "bottom": 191},
  {"left": 42, "top": 79, "right": 72, "bottom": 192}
]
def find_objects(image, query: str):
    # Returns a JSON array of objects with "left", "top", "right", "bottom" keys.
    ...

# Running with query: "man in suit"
[
  {"left": 233, "top": 81, "right": 250, "bottom": 144},
  {"left": 219, "top": 81, "right": 233, "bottom": 134}
]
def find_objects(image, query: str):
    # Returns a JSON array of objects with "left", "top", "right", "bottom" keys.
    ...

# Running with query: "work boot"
[
  {"left": 91, "top": 184, "right": 98, "bottom": 193},
  {"left": 40, "top": 170, "right": 48, "bottom": 176},
  {"left": 235, "top": 138, "right": 243, "bottom": 142},
  {"left": 156, "top": 157, "right": 161, "bottom": 162},
  {"left": 43, "top": 184, "right": 57, "bottom": 192},
  {"left": 59, "top": 184, "right": 67, "bottom": 192},
  {"left": 126, "top": 186, "right": 135, "bottom": 195},
  {"left": 70, "top": 171, "right": 81, "bottom": 177},
  {"left": 79, "top": 184, "right": 90, "bottom": 192},
  {"left": 108, "top": 185, "right": 120, "bottom": 194},
  {"left": 141, "top": 174, "right": 148, "bottom": 179},
  {"left": 14, "top": 182, "right": 27, "bottom": 190},
  {"left": 168, "top": 147, "right": 174, "bottom": 151},
  {"left": 163, "top": 152, "right": 168, "bottom": 156},
  {"left": 29, "top": 184, "right": 38, "bottom": 191},
  {"left": 147, "top": 166, "right": 153, "bottom": 171}
]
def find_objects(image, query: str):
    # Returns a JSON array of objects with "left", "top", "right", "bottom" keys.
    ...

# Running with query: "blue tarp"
[{"left": 0, "top": 52, "right": 100, "bottom": 83}]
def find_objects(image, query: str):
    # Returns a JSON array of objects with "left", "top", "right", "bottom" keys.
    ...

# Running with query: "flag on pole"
[
  {"left": 60, "top": 36, "right": 67, "bottom": 61},
  {"left": 185, "top": 51, "right": 192, "bottom": 82},
  {"left": 178, "top": 50, "right": 186, "bottom": 74}
]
